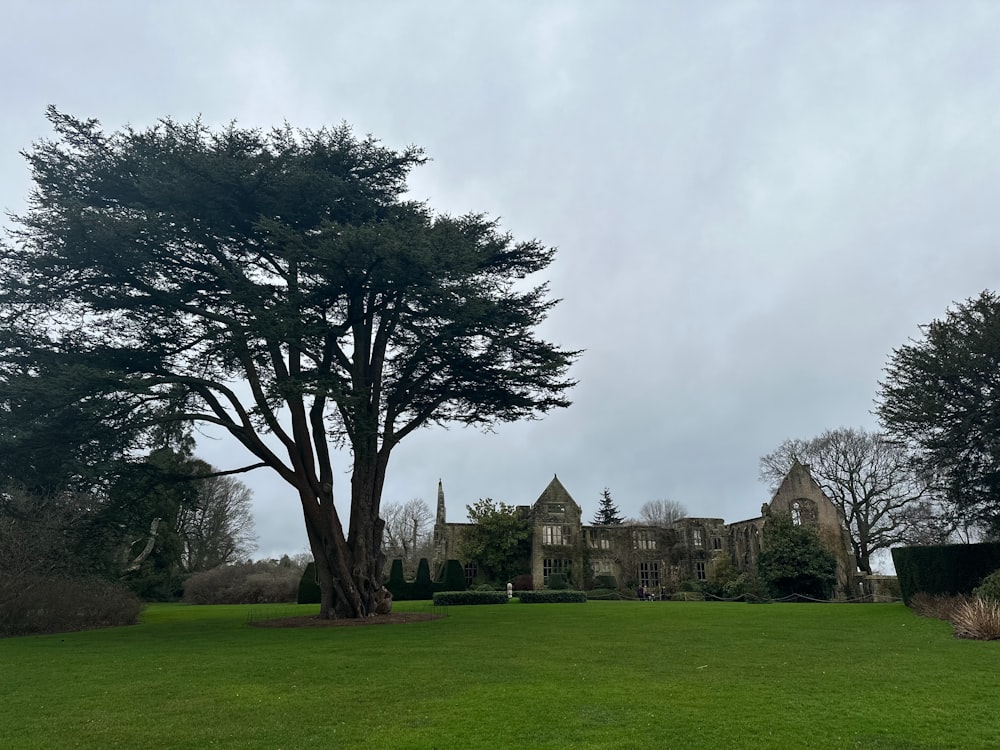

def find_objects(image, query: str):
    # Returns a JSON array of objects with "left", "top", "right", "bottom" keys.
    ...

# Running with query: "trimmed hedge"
[
  {"left": 518, "top": 590, "right": 587, "bottom": 603},
  {"left": 432, "top": 590, "right": 508, "bottom": 606},
  {"left": 892, "top": 543, "right": 1000, "bottom": 605},
  {"left": 301, "top": 558, "right": 469, "bottom": 604},
  {"left": 385, "top": 558, "right": 468, "bottom": 601},
  {"left": 547, "top": 572, "right": 569, "bottom": 590}
]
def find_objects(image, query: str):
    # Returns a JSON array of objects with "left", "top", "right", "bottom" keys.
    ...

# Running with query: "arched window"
[{"left": 792, "top": 502, "right": 802, "bottom": 526}]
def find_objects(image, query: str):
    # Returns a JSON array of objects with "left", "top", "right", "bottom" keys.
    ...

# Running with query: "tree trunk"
[
  {"left": 297, "top": 453, "right": 392, "bottom": 619},
  {"left": 346, "top": 446, "right": 392, "bottom": 616}
]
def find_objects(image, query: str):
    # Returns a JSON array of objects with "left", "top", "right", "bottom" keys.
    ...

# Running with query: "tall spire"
[{"left": 436, "top": 478, "right": 446, "bottom": 526}]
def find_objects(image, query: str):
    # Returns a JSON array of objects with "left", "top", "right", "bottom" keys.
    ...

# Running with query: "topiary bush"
[
  {"left": 547, "top": 572, "right": 569, "bottom": 590},
  {"left": 517, "top": 590, "right": 587, "bottom": 603},
  {"left": 297, "top": 562, "right": 321, "bottom": 604},
  {"left": 432, "top": 590, "right": 508, "bottom": 606},
  {"left": 384, "top": 558, "right": 467, "bottom": 601},
  {"left": 441, "top": 559, "right": 467, "bottom": 591},
  {"left": 411, "top": 558, "right": 435, "bottom": 600}
]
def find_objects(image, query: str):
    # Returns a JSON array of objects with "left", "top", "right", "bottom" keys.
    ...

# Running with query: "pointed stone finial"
[{"left": 436, "top": 478, "right": 446, "bottom": 525}]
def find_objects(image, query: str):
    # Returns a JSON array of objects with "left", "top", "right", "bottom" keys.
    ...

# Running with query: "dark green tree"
[
  {"left": 0, "top": 110, "right": 577, "bottom": 618},
  {"left": 757, "top": 513, "right": 838, "bottom": 600},
  {"left": 460, "top": 498, "right": 531, "bottom": 584},
  {"left": 877, "top": 291, "right": 1000, "bottom": 537},
  {"left": 592, "top": 488, "right": 623, "bottom": 525}
]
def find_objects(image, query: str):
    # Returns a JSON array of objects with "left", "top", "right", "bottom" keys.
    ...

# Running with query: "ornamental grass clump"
[
  {"left": 909, "top": 592, "right": 969, "bottom": 622},
  {"left": 951, "top": 597, "right": 1000, "bottom": 640}
]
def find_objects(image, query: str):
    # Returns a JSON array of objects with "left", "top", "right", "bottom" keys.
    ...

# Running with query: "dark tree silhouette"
[{"left": 0, "top": 110, "right": 577, "bottom": 617}]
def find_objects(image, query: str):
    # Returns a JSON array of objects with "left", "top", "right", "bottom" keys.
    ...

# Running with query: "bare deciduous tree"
[
  {"left": 381, "top": 498, "right": 433, "bottom": 575},
  {"left": 760, "top": 427, "right": 950, "bottom": 574},
  {"left": 639, "top": 499, "right": 687, "bottom": 527},
  {"left": 177, "top": 474, "right": 257, "bottom": 573}
]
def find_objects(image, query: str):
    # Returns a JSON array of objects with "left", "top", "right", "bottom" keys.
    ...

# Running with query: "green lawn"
[{"left": 1, "top": 600, "right": 997, "bottom": 749}]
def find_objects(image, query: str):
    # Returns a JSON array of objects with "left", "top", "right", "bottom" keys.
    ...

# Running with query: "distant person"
[{"left": 637, "top": 585, "right": 645, "bottom": 601}]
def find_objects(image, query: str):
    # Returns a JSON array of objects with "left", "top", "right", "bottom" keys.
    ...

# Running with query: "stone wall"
[{"left": 430, "top": 463, "right": 860, "bottom": 598}]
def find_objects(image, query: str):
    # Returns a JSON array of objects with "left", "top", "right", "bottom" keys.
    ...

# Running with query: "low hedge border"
[
  {"left": 518, "top": 590, "right": 587, "bottom": 603},
  {"left": 432, "top": 590, "right": 508, "bottom": 606}
]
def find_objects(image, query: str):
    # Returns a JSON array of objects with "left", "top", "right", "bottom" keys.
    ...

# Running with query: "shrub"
[
  {"left": 909, "top": 592, "right": 969, "bottom": 622},
  {"left": 409, "top": 558, "right": 433, "bottom": 600},
  {"left": 517, "top": 590, "right": 587, "bottom": 603},
  {"left": 758, "top": 513, "right": 837, "bottom": 600},
  {"left": 441, "top": 560, "right": 468, "bottom": 591},
  {"left": 593, "top": 574, "right": 617, "bottom": 590},
  {"left": 297, "top": 562, "right": 321, "bottom": 604},
  {"left": 973, "top": 569, "right": 1000, "bottom": 602},
  {"left": 952, "top": 598, "right": 1000, "bottom": 640},
  {"left": 512, "top": 573, "right": 533, "bottom": 592},
  {"left": 547, "top": 572, "right": 569, "bottom": 590},
  {"left": 0, "top": 575, "right": 143, "bottom": 637},
  {"left": 387, "top": 559, "right": 405, "bottom": 585},
  {"left": 703, "top": 554, "right": 740, "bottom": 599},
  {"left": 385, "top": 558, "right": 468, "bottom": 601},
  {"left": 432, "top": 590, "right": 508, "bottom": 606},
  {"left": 721, "top": 573, "right": 752, "bottom": 600},
  {"left": 184, "top": 560, "right": 301, "bottom": 604}
]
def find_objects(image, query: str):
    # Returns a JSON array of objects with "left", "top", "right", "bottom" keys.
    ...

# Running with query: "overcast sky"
[{"left": 3, "top": 2, "right": 999, "bottom": 568}]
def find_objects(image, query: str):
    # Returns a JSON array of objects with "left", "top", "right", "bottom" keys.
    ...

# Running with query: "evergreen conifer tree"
[{"left": 593, "top": 488, "right": 624, "bottom": 525}]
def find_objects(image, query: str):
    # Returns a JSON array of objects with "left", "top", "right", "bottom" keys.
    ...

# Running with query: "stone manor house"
[{"left": 431, "top": 462, "right": 859, "bottom": 598}]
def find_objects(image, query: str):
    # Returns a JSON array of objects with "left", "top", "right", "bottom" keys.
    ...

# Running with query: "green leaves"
[
  {"left": 877, "top": 291, "right": 1000, "bottom": 534},
  {"left": 461, "top": 499, "right": 532, "bottom": 583},
  {"left": 2, "top": 110, "right": 577, "bottom": 616},
  {"left": 758, "top": 513, "right": 837, "bottom": 600},
  {"left": 592, "top": 488, "right": 624, "bottom": 525}
]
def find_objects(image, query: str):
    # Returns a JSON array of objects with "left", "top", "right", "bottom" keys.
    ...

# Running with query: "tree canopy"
[
  {"left": 0, "top": 109, "right": 578, "bottom": 617},
  {"left": 757, "top": 513, "right": 838, "bottom": 600},
  {"left": 460, "top": 498, "right": 531, "bottom": 584},
  {"left": 877, "top": 291, "right": 1000, "bottom": 536}
]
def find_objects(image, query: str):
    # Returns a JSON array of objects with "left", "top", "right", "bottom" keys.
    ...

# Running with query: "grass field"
[{"left": 2, "top": 599, "right": 998, "bottom": 749}]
